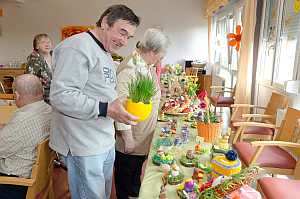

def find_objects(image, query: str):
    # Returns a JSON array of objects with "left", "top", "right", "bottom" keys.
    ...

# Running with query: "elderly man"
[
  {"left": 50, "top": 4, "right": 140, "bottom": 199},
  {"left": 0, "top": 74, "right": 52, "bottom": 199}
]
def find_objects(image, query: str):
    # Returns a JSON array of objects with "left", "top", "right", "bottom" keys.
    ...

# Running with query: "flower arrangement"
[
  {"left": 126, "top": 73, "right": 157, "bottom": 121},
  {"left": 197, "top": 90, "right": 219, "bottom": 124},
  {"left": 196, "top": 90, "right": 221, "bottom": 143},
  {"left": 186, "top": 78, "right": 199, "bottom": 98}
]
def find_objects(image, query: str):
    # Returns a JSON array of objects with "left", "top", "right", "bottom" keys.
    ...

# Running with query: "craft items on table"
[
  {"left": 180, "top": 149, "right": 200, "bottom": 167},
  {"left": 158, "top": 112, "right": 170, "bottom": 122},
  {"left": 164, "top": 163, "right": 184, "bottom": 185},
  {"left": 169, "top": 119, "right": 178, "bottom": 134},
  {"left": 215, "top": 135, "right": 230, "bottom": 150},
  {"left": 181, "top": 125, "right": 190, "bottom": 144},
  {"left": 152, "top": 148, "right": 175, "bottom": 166},
  {"left": 174, "top": 136, "right": 182, "bottom": 146},
  {"left": 199, "top": 166, "right": 259, "bottom": 199},
  {"left": 176, "top": 178, "right": 200, "bottom": 199},
  {"left": 160, "top": 127, "right": 171, "bottom": 137},
  {"left": 192, "top": 167, "right": 204, "bottom": 184},
  {"left": 211, "top": 149, "right": 241, "bottom": 177},
  {"left": 162, "top": 96, "right": 192, "bottom": 115},
  {"left": 194, "top": 162, "right": 212, "bottom": 174}
]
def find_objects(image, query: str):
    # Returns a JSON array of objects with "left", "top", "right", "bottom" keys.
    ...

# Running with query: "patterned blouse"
[{"left": 26, "top": 51, "right": 52, "bottom": 103}]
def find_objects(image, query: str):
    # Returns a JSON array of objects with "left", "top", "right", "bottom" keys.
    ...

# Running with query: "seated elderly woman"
[{"left": 114, "top": 28, "right": 170, "bottom": 199}]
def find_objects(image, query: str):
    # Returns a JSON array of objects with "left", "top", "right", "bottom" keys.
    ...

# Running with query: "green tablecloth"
[{"left": 139, "top": 119, "right": 212, "bottom": 199}]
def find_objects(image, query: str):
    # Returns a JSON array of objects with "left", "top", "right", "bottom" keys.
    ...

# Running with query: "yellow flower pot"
[{"left": 125, "top": 99, "right": 152, "bottom": 122}]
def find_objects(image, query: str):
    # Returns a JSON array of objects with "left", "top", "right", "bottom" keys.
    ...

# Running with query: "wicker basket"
[{"left": 197, "top": 122, "right": 221, "bottom": 143}]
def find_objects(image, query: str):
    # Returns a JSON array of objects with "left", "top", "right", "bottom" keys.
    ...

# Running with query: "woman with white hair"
[{"left": 114, "top": 28, "right": 170, "bottom": 199}]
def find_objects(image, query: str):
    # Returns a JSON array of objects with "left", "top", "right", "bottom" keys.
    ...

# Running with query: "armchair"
[
  {"left": 233, "top": 107, "right": 300, "bottom": 179},
  {"left": 258, "top": 177, "right": 300, "bottom": 199},
  {"left": 231, "top": 92, "right": 288, "bottom": 141}
]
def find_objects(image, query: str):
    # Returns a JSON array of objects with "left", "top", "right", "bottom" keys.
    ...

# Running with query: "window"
[
  {"left": 211, "top": 0, "right": 244, "bottom": 89},
  {"left": 258, "top": 0, "right": 300, "bottom": 87}
]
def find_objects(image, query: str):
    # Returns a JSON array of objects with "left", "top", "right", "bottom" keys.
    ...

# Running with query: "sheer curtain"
[{"left": 233, "top": 0, "right": 257, "bottom": 119}]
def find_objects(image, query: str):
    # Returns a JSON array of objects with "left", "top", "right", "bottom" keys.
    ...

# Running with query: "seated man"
[{"left": 0, "top": 74, "right": 52, "bottom": 199}]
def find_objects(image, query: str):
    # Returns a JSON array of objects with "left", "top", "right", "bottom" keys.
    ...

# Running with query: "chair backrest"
[
  {"left": 264, "top": 92, "right": 289, "bottom": 124},
  {"left": 0, "top": 105, "right": 17, "bottom": 124},
  {"left": 186, "top": 67, "right": 199, "bottom": 76},
  {"left": 276, "top": 107, "right": 300, "bottom": 156},
  {"left": 26, "top": 138, "right": 51, "bottom": 199}
]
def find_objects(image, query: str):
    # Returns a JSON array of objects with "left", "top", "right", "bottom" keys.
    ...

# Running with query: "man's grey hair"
[
  {"left": 15, "top": 74, "right": 43, "bottom": 97},
  {"left": 137, "top": 28, "right": 170, "bottom": 54}
]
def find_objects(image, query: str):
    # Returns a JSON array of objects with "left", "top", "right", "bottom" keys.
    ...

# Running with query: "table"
[
  {"left": 139, "top": 119, "right": 211, "bottom": 199},
  {"left": 0, "top": 105, "right": 17, "bottom": 124}
]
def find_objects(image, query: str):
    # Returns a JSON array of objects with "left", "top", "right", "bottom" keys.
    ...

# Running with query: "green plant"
[
  {"left": 203, "top": 110, "right": 219, "bottom": 124},
  {"left": 187, "top": 81, "right": 199, "bottom": 97},
  {"left": 128, "top": 73, "right": 157, "bottom": 104}
]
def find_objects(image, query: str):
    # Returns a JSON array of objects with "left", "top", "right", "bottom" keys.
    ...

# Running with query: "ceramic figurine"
[
  {"left": 194, "top": 144, "right": 201, "bottom": 154},
  {"left": 180, "top": 150, "right": 199, "bottom": 167},
  {"left": 211, "top": 149, "right": 241, "bottom": 177},
  {"left": 192, "top": 167, "right": 204, "bottom": 184},
  {"left": 167, "top": 163, "right": 184, "bottom": 185}
]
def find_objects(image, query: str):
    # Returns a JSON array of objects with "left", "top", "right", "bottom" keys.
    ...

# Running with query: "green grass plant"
[{"left": 128, "top": 73, "right": 157, "bottom": 104}]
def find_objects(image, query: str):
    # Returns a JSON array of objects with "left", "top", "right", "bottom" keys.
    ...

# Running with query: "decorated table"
[
  {"left": 138, "top": 64, "right": 260, "bottom": 199},
  {"left": 139, "top": 119, "right": 210, "bottom": 199},
  {"left": 139, "top": 116, "right": 259, "bottom": 199}
]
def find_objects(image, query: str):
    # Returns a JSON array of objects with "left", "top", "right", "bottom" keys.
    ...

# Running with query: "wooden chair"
[
  {"left": 0, "top": 139, "right": 52, "bottom": 199},
  {"left": 0, "top": 104, "right": 17, "bottom": 124},
  {"left": 185, "top": 67, "right": 199, "bottom": 77},
  {"left": 233, "top": 107, "right": 300, "bottom": 179},
  {"left": 0, "top": 93, "right": 15, "bottom": 100},
  {"left": 257, "top": 177, "right": 300, "bottom": 199},
  {"left": 232, "top": 92, "right": 289, "bottom": 142},
  {"left": 209, "top": 85, "right": 235, "bottom": 114}
]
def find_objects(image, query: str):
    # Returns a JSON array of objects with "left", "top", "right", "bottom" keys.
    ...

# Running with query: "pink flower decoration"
[
  {"left": 198, "top": 90, "right": 207, "bottom": 101},
  {"left": 200, "top": 101, "right": 207, "bottom": 109}
]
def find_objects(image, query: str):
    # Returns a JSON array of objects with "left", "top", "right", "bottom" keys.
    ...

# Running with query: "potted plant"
[
  {"left": 126, "top": 73, "right": 157, "bottom": 121},
  {"left": 196, "top": 90, "right": 221, "bottom": 143}
]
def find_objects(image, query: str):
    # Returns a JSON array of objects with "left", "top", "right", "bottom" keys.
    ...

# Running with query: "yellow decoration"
[
  {"left": 211, "top": 155, "right": 241, "bottom": 177},
  {"left": 295, "top": 0, "right": 300, "bottom": 13},
  {"left": 126, "top": 99, "right": 152, "bottom": 122}
]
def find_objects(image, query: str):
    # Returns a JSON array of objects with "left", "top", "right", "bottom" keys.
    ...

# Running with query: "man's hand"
[
  {"left": 107, "top": 98, "right": 138, "bottom": 125},
  {"left": 121, "top": 130, "right": 135, "bottom": 154}
]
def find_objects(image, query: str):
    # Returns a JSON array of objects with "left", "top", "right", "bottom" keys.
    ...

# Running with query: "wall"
[{"left": 0, "top": 0, "right": 208, "bottom": 65}]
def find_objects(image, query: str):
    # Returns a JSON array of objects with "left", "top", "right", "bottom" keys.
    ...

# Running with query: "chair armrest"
[
  {"left": 251, "top": 141, "right": 300, "bottom": 149},
  {"left": 233, "top": 121, "right": 276, "bottom": 129},
  {"left": 231, "top": 104, "right": 255, "bottom": 108},
  {"left": 242, "top": 114, "right": 274, "bottom": 119},
  {"left": 0, "top": 176, "right": 34, "bottom": 186},
  {"left": 210, "top": 86, "right": 225, "bottom": 89},
  {"left": 231, "top": 104, "right": 266, "bottom": 109}
]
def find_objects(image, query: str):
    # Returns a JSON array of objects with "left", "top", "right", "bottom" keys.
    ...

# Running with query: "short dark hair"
[
  {"left": 96, "top": 4, "right": 140, "bottom": 28},
  {"left": 33, "top": 33, "right": 50, "bottom": 51}
]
